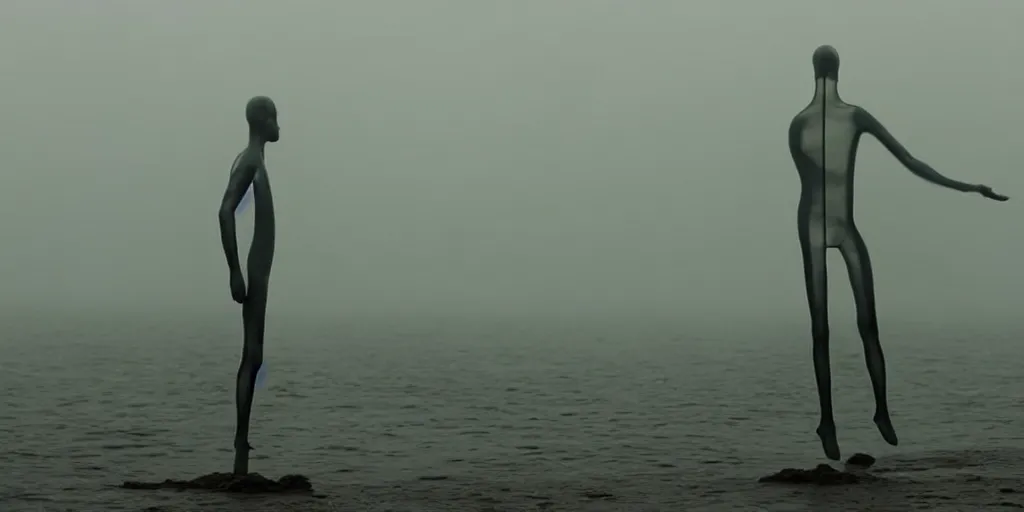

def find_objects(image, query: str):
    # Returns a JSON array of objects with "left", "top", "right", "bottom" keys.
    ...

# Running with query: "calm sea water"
[{"left": 1, "top": 314, "right": 1022, "bottom": 511}]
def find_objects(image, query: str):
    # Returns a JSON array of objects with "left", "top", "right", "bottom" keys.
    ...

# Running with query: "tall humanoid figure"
[
  {"left": 217, "top": 96, "right": 279, "bottom": 475},
  {"left": 787, "top": 46, "right": 1008, "bottom": 461}
]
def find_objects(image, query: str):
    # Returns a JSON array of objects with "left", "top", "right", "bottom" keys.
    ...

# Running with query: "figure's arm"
[
  {"left": 217, "top": 162, "right": 257, "bottom": 275},
  {"left": 855, "top": 107, "right": 977, "bottom": 193}
]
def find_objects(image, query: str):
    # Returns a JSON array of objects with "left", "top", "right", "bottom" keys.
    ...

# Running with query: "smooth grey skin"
[
  {"left": 217, "top": 96, "right": 279, "bottom": 475},
  {"left": 787, "top": 45, "right": 1008, "bottom": 461}
]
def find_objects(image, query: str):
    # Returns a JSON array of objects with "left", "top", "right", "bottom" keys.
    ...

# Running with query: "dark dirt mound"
[
  {"left": 122, "top": 472, "right": 313, "bottom": 494},
  {"left": 759, "top": 463, "right": 881, "bottom": 485}
]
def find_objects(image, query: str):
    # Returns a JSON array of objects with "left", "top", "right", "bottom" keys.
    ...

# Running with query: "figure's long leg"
[
  {"left": 233, "top": 278, "right": 267, "bottom": 475},
  {"left": 838, "top": 228, "right": 898, "bottom": 447},
  {"left": 799, "top": 228, "right": 839, "bottom": 460}
]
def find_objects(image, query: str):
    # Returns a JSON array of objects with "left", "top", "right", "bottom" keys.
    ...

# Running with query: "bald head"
[
  {"left": 812, "top": 45, "right": 840, "bottom": 81},
  {"left": 245, "top": 96, "right": 280, "bottom": 143}
]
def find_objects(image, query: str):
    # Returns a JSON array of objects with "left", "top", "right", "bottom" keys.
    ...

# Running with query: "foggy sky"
[{"left": 0, "top": 0, "right": 1021, "bottom": 324}]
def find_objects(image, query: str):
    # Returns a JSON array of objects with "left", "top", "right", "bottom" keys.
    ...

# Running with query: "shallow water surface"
[{"left": 1, "top": 317, "right": 1021, "bottom": 511}]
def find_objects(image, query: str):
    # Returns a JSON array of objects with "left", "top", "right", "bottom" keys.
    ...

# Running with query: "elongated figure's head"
[
  {"left": 246, "top": 96, "right": 280, "bottom": 143},
  {"left": 812, "top": 45, "right": 840, "bottom": 81}
]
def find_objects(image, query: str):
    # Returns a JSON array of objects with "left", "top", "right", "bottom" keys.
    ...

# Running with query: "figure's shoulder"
[
  {"left": 231, "top": 148, "right": 263, "bottom": 173},
  {"left": 791, "top": 102, "right": 819, "bottom": 122},
  {"left": 789, "top": 108, "right": 812, "bottom": 133},
  {"left": 845, "top": 104, "right": 875, "bottom": 130}
]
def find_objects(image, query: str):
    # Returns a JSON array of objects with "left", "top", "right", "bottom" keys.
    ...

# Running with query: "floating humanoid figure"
[
  {"left": 218, "top": 96, "right": 279, "bottom": 475},
  {"left": 787, "top": 46, "right": 1008, "bottom": 461}
]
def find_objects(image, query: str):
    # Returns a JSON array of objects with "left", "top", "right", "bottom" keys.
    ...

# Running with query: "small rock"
[
  {"left": 418, "top": 475, "right": 449, "bottom": 481},
  {"left": 846, "top": 453, "right": 876, "bottom": 468},
  {"left": 1002, "top": 488, "right": 1018, "bottom": 494}
]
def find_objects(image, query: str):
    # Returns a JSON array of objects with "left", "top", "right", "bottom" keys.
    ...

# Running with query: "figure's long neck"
[
  {"left": 812, "top": 78, "right": 840, "bottom": 105},
  {"left": 247, "top": 134, "right": 266, "bottom": 158}
]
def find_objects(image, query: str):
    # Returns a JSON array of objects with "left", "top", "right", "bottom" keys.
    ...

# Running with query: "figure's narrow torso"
[
  {"left": 792, "top": 81, "right": 864, "bottom": 248},
  {"left": 231, "top": 153, "right": 255, "bottom": 278},
  {"left": 230, "top": 150, "right": 276, "bottom": 279}
]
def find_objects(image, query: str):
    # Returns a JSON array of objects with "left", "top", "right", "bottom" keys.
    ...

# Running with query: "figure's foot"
[
  {"left": 874, "top": 413, "right": 899, "bottom": 446},
  {"left": 816, "top": 423, "right": 840, "bottom": 461}
]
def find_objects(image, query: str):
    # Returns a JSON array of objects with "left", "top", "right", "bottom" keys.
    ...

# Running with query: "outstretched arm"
[
  {"left": 218, "top": 163, "right": 257, "bottom": 275},
  {"left": 855, "top": 107, "right": 977, "bottom": 193}
]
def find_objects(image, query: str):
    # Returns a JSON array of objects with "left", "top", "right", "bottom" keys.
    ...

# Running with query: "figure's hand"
[
  {"left": 230, "top": 271, "right": 247, "bottom": 304},
  {"left": 975, "top": 185, "right": 1009, "bottom": 202}
]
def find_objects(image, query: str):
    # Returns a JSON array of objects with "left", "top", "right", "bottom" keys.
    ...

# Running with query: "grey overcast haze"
[{"left": 0, "top": 0, "right": 1021, "bottom": 325}]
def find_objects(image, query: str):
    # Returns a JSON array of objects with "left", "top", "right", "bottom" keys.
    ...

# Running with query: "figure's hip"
[{"left": 798, "top": 214, "right": 857, "bottom": 248}]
